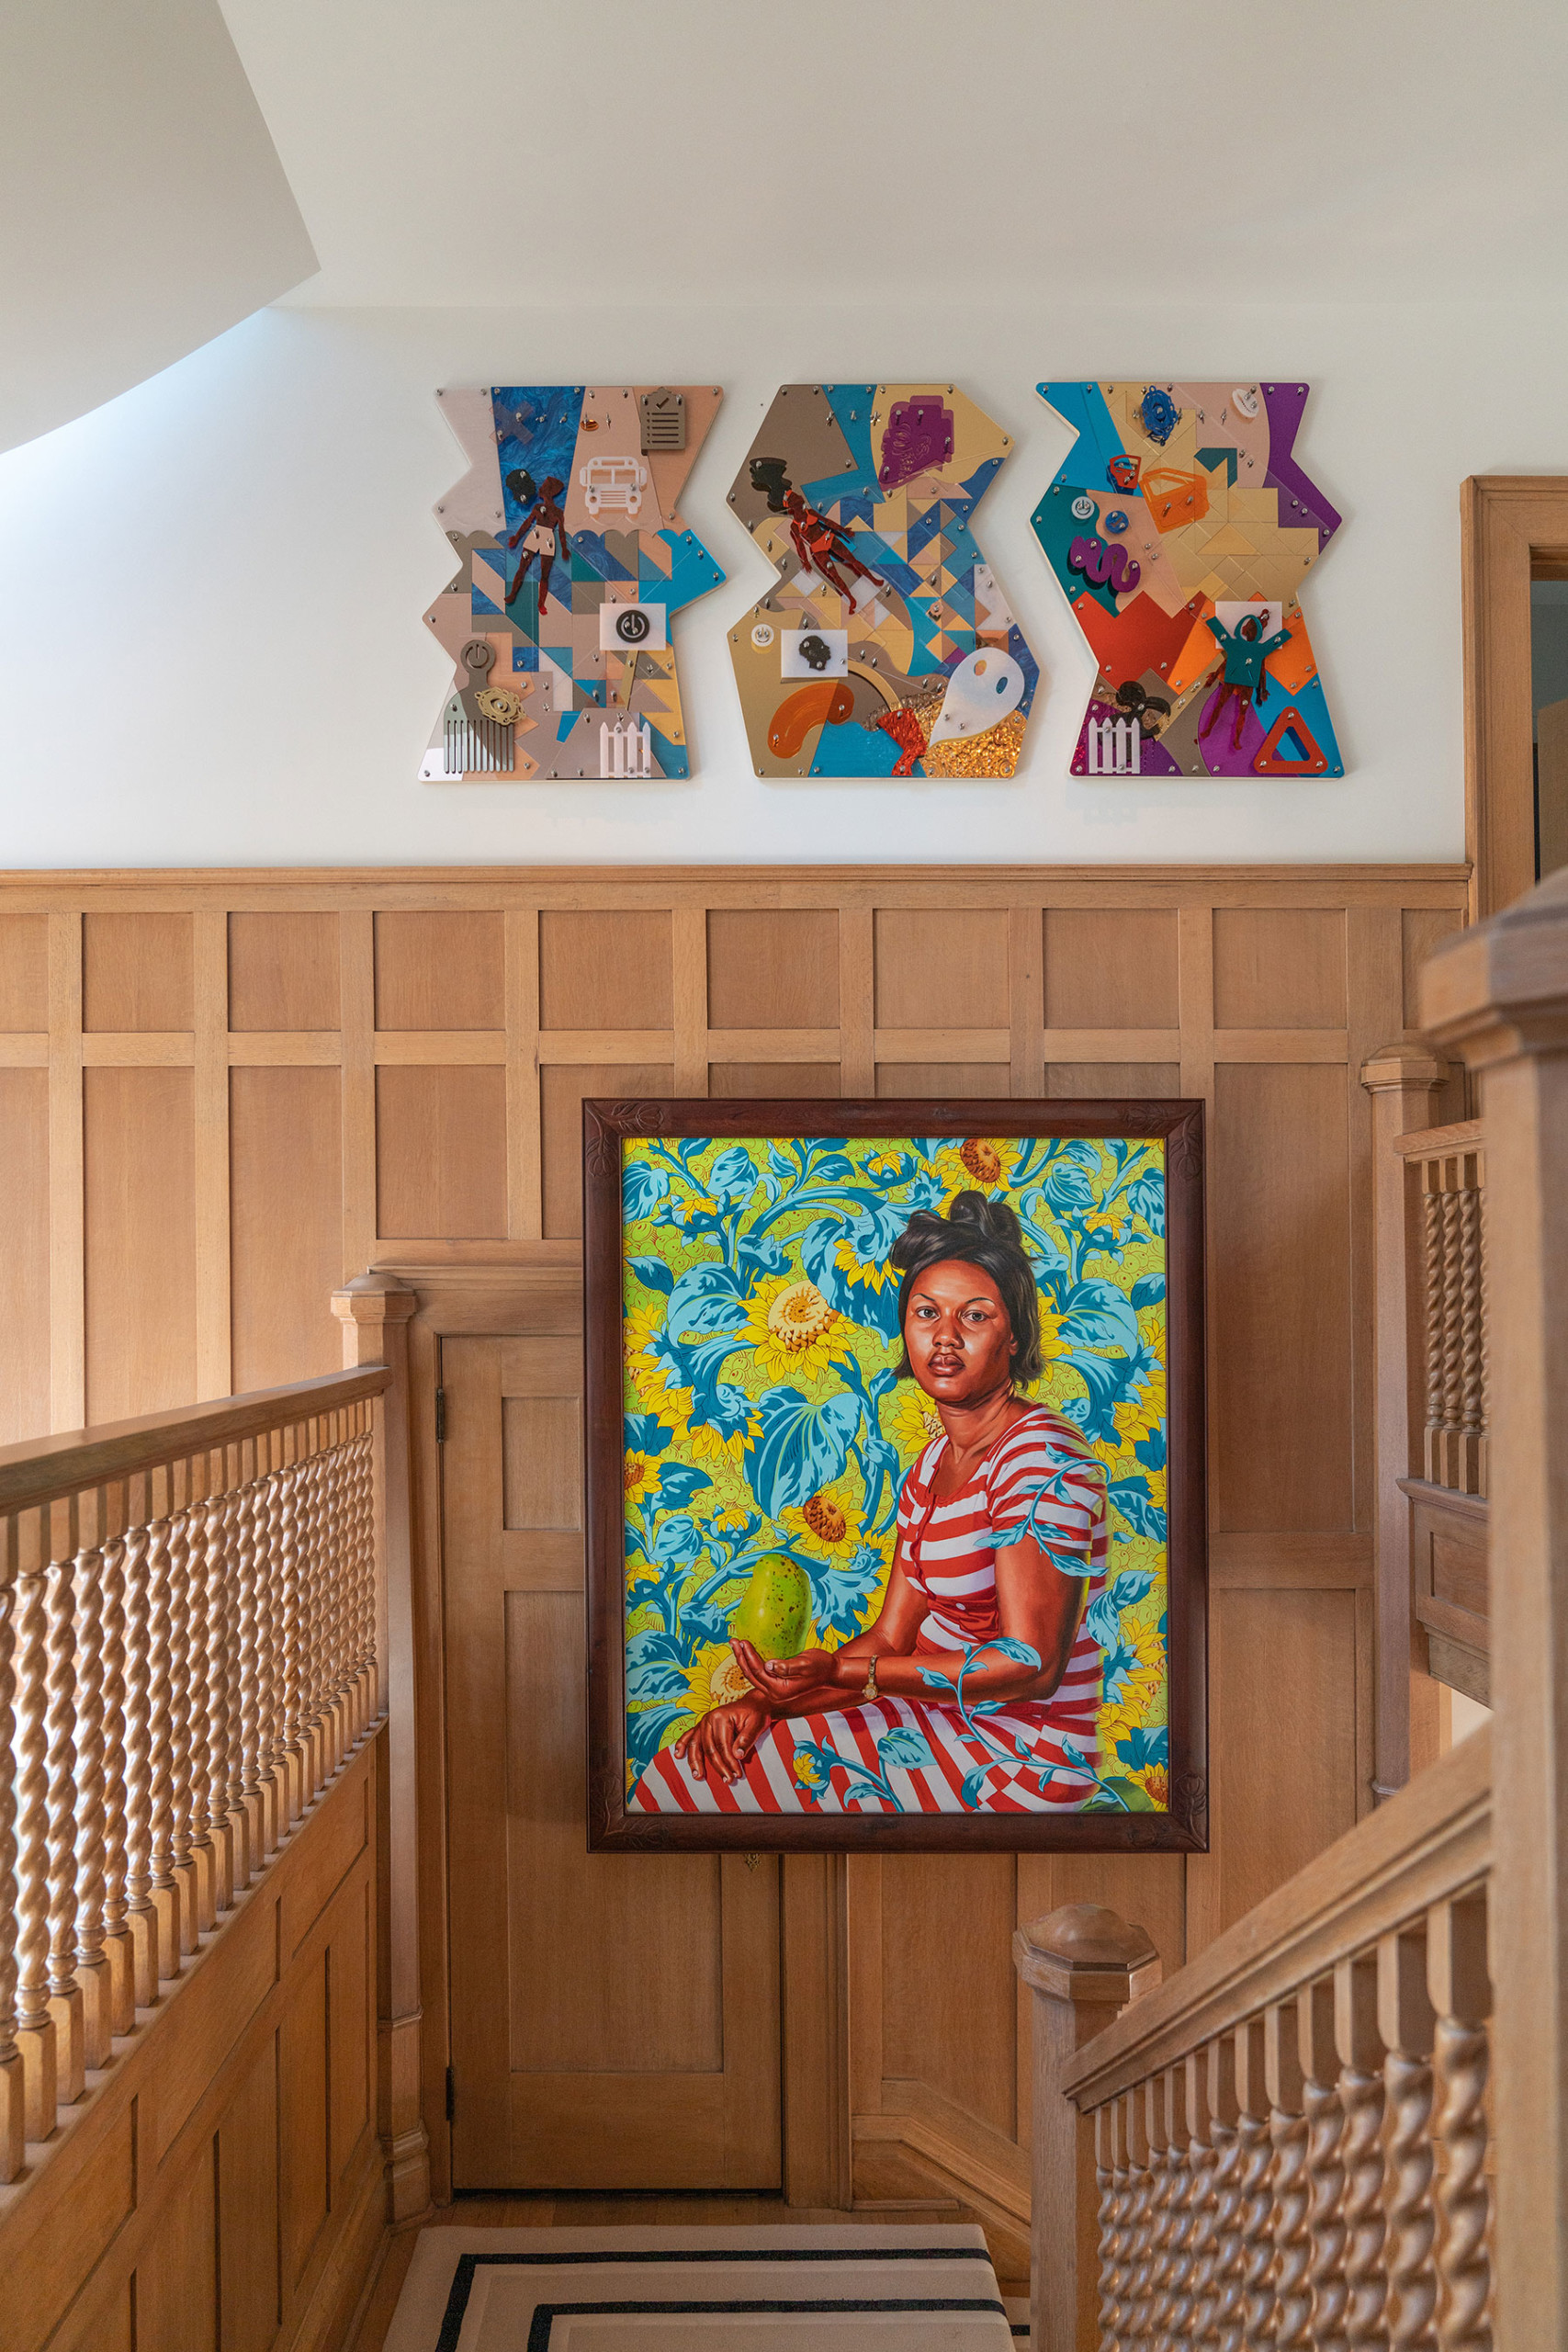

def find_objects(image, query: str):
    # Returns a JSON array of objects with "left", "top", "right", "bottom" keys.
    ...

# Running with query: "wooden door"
[{"left": 441, "top": 1325, "right": 782, "bottom": 2189}]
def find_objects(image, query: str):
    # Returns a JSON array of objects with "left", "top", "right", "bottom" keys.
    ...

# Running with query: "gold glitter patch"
[{"left": 920, "top": 707, "right": 1028, "bottom": 778}]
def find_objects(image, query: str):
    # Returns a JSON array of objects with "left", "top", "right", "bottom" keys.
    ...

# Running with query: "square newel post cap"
[
  {"left": 332, "top": 1271, "right": 418, "bottom": 1329},
  {"left": 1013, "top": 1902, "right": 1161, "bottom": 2007},
  {"left": 1422, "top": 864, "right": 1568, "bottom": 1069},
  {"left": 1359, "top": 1041, "right": 1450, "bottom": 1094}
]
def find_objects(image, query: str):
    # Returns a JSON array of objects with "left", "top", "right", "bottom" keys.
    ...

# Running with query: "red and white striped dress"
[{"left": 632, "top": 1404, "right": 1110, "bottom": 1817}]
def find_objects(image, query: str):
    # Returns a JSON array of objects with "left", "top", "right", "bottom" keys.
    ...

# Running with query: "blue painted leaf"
[
  {"left": 1131, "top": 1272, "right": 1166, "bottom": 1308},
  {"left": 650, "top": 1512, "right": 704, "bottom": 1566},
  {"left": 626, "top": 1255, "right": 674, "bottom": 1295},
  {"left": 708, "top": 1144, "right": 758, "bottom": 1204},
  {"left": 1085, "top": 1593, "right": 1122, "bottom": 1651},
  {"left": 626, "top": 1701, "right": 692, "bottom": 1768},
  {"left": 1114, "top": 1724, "right": 1168, "bottom": 1771},
  {"left": 919, "top": 1665, "right": 956, "bottom": 1691},
  {"left": 1110, "top": 1480, "right": 1167, "bottom": 1542},
  {"left": 800, "top": 1550, "right": 886, "bottom": 1640},
  {"left": 1127, "top": 1167, "right": 1167, "bottom": 1236},
  {"left": 1109, "top": 1566, "right": 1156, "bottom": 1611},
  {"left": 656, "top": 1464, "right": 712, "bottom": 1508},
  {"left": 664, "top": 1261, "right": 749, "bottom": 1340},
  {"left": 1060, "top": 1277, "right": 1141, "bottom": 1354},
  {"left": 1134, "top": 1424, "right": 1167, "bottom": 1472},
  {"left": 743, "top": 1385, "right": 861, "bottom": 1517},
  {"left": 959, "top": 1765, "right": 995, "bottom": 1808},
  {"left": 1043, "top": 1159, "right": 1095, "bottom": 1213},
  {"left": 876, "top": 1728, "right": 934, "bottom": 1772},
  {"left": 976, "top": 1635, "right": 1042, "bottom": 1668},
  {"left": 622, "top": 1160, "right": 671, "bottom": 1219},
  {"left": 624, "top": 1412, "right": 675, "bottom": 1454}
]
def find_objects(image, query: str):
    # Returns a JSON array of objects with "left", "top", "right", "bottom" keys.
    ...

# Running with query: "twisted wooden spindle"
[
  {"left": 98, "top": 1523, "right": 132, "bottom": 2036},
  {"left": 1268, "top": 1996, "right": 1312, "bottom": 2349},
  {"left": 166, "top": 1498, "right": 209, "bottom": 1942},
  {"left": 1094, "top": 2103, "right": 1117, "bottom": 2352},
  {"left": 70, "top": 1538, "right": 111, "bottom": 2070},
  {"left": 1300, "top": 1977, "right": 1348, "bottom": 2352},
  {"left": 1427, "top": 1894, "right": 1492, "bottom": 2352},
  {"left": 1207, "top": 2033, "right": 1245, "bottom": 2352},
  {"left": 199, "top": 1460, "right": 234, "bottom": 1913},
  {"left": 1382, "top": 1928, "right": 1438, "bottom": 2352},
  {"left": 321, "top": 1426, "right": 345, "bottom": 1773},
  {"left": 260, "top": 1457, "right": 288, "bottom": 1848},
  {"left": 278, "top": 1444, "right": 306, "bottom": 1823},
  {"left": 1163, "top": 2063, "right": 1197, "bottom": 2351},
  {"left": 234, "top": 1470, "right": 264, "bottom": 1882},
  {"left": 0, "top": 1551, "right": 23, "bottom": 2178},
  {"left": 45, "top": 1550, "right": 85, "bottom": 2100},
  {"left": 120, "top": 1515, "right": 160, "bottom": 2003},
  {"left": 1337, "top": 1952, "right": 1389, "bottom": 2351},
  {"left": 348, "top": 1415, "right": 372, "bottom": 1736},
  {"left": 1234, "top": 2019, "right": 1273, "bottom": 2349},
  {"left": 1438, "top": 1190, "right": 1463, "bottom": 1463},
  {"left": 1421, "top": 1185, "right": 1444, "bottom": 1477},
  {"left": 13, "top": 1547, "right": 56, "bottom": 2136},
  {"left": 1123, "top": 2084, "right": 1155, "bottom": 2345},
  {"left": 1183, "top": 2046, "right": 1219, "bottom": 2350},
  {"left": 217, "top": 1480, "right": 248, "bottom": 1892},
  {"left": 1144, "top": 2052, "right": 1175, "bottom": 2346}
]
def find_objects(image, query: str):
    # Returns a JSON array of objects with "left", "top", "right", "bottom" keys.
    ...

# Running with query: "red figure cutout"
[
  {"left": 783, "top": 489, "right": 885, "bottom": 612},
  {"left": 507, "top": 476, "right": 569, "bottom": 616}
]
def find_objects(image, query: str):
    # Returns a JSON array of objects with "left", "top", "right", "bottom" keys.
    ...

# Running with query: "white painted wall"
[{"left": 5, "top": 293, "right": 1564, "bottom": 869}]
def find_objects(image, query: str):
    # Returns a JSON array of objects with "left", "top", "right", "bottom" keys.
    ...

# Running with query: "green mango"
[{"left": 728, "top": 1553, "right": 812, "bottom": 1658}]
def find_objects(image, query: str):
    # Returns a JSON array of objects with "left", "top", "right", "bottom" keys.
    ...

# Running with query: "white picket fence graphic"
[
  {"left": 600, "top": 718, "right": 654, "bottom": 779},
  {"left": 1086, "top": 716, "right": 1141, "bottom": 775}
]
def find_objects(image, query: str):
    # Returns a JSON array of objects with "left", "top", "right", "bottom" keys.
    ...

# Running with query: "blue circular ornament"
[
  {"left": 1138, "top": 386, "right": 1179, "bottom": 446},
  {"left": 1103, "top": 508, "right": 1129, "bottom": 535}
]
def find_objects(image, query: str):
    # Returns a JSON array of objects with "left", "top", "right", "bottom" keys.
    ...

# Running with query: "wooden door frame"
[
  {"left": 392, "top": 1258, "right": 851, "bottom": 2210},
  {"left": 1461, "top": 475, "right": 1568, "bottom": 919}
]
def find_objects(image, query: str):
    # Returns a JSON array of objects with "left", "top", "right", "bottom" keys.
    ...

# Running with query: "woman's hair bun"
[
  {"left": 888, "top": 1209, "right": 948, "bottom": 1272},
  {"left": 947, "top": 1189, "right": 1024, "bottom": 1246}
]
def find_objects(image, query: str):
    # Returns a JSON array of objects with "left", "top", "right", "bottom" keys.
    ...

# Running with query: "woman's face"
[{"left": 903, "top": 1259, "right": 1015, "bottom": 1408}]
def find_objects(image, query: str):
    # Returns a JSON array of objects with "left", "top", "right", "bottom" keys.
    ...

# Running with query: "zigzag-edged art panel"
[
  {"left": 727, "top": 384, "right": 1040, "bottom": 779},
  {"left": 422, "top": 385, "right": 725, "bottom": 783},
  {"left": 1033, "top": 380, "right": 1345, "bottom": 781}
]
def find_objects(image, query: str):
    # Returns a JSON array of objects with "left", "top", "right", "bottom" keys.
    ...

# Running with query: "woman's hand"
[
  {"left": 730, "top": 1639, "right": 845, "bottom": 1707},
  {"left": 672, "top": 1697, "right": 767, "bottom": 1784}
]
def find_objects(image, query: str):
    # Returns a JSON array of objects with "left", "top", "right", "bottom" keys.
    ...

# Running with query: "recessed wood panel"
[
  {"left": 218, "top": 2035, "right": 281, "bottom": 2352},
  {"left": 538, "top": 910, "right": 673, "bottom": 1032},
  {"left": 82, "top": 912, "right": 194, "bottom": 1033},
  {"left": 1212, "top": 908, "right": 1347, "bottom": 1029},
  {"left": 328, "top": 1885, "right": 371, "bottom": 2192},
  {"left": 376, "top": 1064, "right": 506, "bottom": 1239},
  {"left": 1043, "top": 909, "right": 1179, "bottom": 1028},
  {"left": 0, "top": 913, "right": 46, "bottom": 1029},
  {"left": 506, "top": 1589, "right": 725, "bottom": 2074},
  {"left": 709, "top": 1062, "right": 840, "bottom": 1096},
  {"left": 228, "top": 913, "right": 340, "bottom": 1032},
  {"left": 875, "top": 1062, "right": 1010, "bottom": 1097},
  {"left": 1402, "top": 906, "right": 1465, "bottom": 1027},
  {"left": 502, "top": 1394, "right": 581, "bottom": 1529},
  {"left": 1207, "top": 1586, "right": 1359, "bottom": 1931},
  {"left": 230, "top": 1068, "right": 343, "bottom": 1393},
  {"left": 874, "top": 909, "right": 1010, "bottom": 1029},
  {"left": 706, "top": 910, "right": 840, "bottom": 1029},
  {"left": 0, "top": 1069, "right": 49, "bottom": 1445},
  {"left": 138, "top": 2140, "right": 217, "bottom": 2352},
  {"left": 1044, "top": 1062, "right": 1182, "bottom": 1099},
  {"left": 541, "top": 1063, "right": 674, "bottom": 1239},
  {"left": 1211, "top": 1061, "right": 1351, "bottom": 1532},
  {"left": 880, "top": 1854, "right": 1018, "bottom": 2138},
  {"left": 84, "top": 1067, "right": 197, "bottom": 1421},
  {"left": 374, "top": 910, "right": 504, "bottom": 1031},
  {"left": 279, "top": 1953, "right": 329, "bottom": 2290}
]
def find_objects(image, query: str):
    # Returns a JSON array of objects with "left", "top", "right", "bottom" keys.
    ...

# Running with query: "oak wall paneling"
[{"left": 0, "top": 862, "right": 1468, "bottom": 2245}]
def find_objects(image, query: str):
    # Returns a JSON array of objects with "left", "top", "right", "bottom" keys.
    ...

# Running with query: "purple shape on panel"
[
  {"left": 1071, "top": 697, "right": 1182, "bottom": 777},
  {"left": 878, "top": 397, "right": 955, "bottom": 490},
  {"left": 1194, "top": 675, "right": 1270, "bottom": 775},
  {"left": 1259, "top": 380, "right": 1343, "bottom": 544}
]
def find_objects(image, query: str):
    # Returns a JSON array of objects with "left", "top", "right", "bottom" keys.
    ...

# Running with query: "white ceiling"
[{"left": 220, "top": 0, "right": 1568, "bottom": 309}]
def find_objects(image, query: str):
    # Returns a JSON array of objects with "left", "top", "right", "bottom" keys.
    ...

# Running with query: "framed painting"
[{"left": 584, "top": 1098, "right": 1206, "bottom": 1853}]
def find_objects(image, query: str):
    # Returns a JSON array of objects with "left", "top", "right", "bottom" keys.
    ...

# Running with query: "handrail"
[
  {"left": 1059, "top": 1727, "right": 1489, "bottom": 2112},
  {"left": 1392, "top": 1116, "right": 1483, "bottom": 1159},
  {"left": 0, "top": 1368, "right": 389, "bottom": 1517}
]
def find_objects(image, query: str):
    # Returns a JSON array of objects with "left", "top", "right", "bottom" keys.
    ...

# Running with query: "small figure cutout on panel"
[
  {"left": 420, "top": 383, "right": 725, "bottom": 784},
  {"left": 728, "top": 383, "right": 1041, "bottom": 778},
  {"left": 1031, "top": 380, "right": 1344, "bottom": 779}
]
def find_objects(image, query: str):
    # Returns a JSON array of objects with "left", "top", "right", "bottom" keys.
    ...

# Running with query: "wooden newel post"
[
  {"left": 1014, "top": 1902, "right": 1161, "bottom": 2352},
  {"left": 1421, "top": 865, "right": 1568, "bottom": 2350},
  {"left": 331, "top": 1272, "right": 430, "bottom": 2224},
  {"left": 1359, "top": 1042, "right": 1450, "bottom": 1801}
]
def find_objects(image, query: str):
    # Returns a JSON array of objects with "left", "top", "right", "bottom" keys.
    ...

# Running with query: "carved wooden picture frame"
[{"left": 584, "top": 1098, "right": 1207, "bottom": 1852}]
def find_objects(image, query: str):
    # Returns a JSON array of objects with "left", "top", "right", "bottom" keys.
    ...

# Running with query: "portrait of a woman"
[{"left": 632, "top": 1192, "right": 1110, "bottom": 1815}]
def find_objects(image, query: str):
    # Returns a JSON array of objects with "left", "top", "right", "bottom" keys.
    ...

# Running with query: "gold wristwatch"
[{"left": 862, "top": 1655, "right": 879, "bottom": 1702}]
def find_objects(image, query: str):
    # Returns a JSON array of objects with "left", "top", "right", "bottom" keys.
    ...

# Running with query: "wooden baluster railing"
[
  {"left": 1184, "top": 2047, "right": 1218, "bottom": 2351},
  {"left": 259, "top": 1443, "right": 286, "bottom": 1849},
  {"left": 1208, "top": 2033, "right": 1245, "bottom": 2352},
  {"left": 1145, "top": 2068, "right": 1173, "bottom": 2346},
  {"left": 99, "top": 1504, "right": 133, "bottom": 2037},
  {"left": 234, "top": 1454, "right": 264, "bottom": 1879},
  {"left": 1337, "top": 1951, "right": 1389, "bottom": 2351},
  {"left": 1427, "top": 1893, "right": 1491, "bottom": 2350},
  {"left": 1267, "top": 1996, "right": 1312, "bottom": 2350},
  {"left": 1234, "top": 2018, "right": 1274, "bottom": 2349},
  {"left": 147, "top": 1487, "right": 192, "bottom": 1964},
  {"left": 1382, "top": 1926, "right": 1438, "bottom": 2351},
  {"left": 14, "top": 1526, "right": 55, "bottom": 2137},
  {"left": 199, "top": 1453, "right": 234, "bottom": 1914},
  {"left": 324, "top": 1416, "right": 346, "bottom": 1773},
  {"left": 70, "top": 1522, "right": 111, "bottom": 2070},
  {"left": 0, "top": 1525, "right": 22, "bottom": 2177},
  {"left": 121, "top": 1505, "right": 159, "bottom": 2006},
  {"left": 175, "top": 1479, "right": 214, "bottom": 1937},
  {"left": 219, "top": 1466, "right": 248, "bottom": 1892},
  {"left": 278, "top": 1432, "right": 305, "bottom": 1825},
  {"left": 1093, "top": 2103, "right": 1117, "bottom": 2350},
  {"left": 1124, "top": 2083, "right": 1154, "bottom": 2344},
  {"left": 1300, "top": 1976, "right": 1348, "bottom": 2352},
  {"left": 44, "top": 1533, "right": 84, "bottom": 2103}
]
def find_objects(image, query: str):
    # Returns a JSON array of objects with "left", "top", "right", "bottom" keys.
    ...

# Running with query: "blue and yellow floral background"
[{"left": 622, "top": 1134, "right": 1170, "bottom": 1808}]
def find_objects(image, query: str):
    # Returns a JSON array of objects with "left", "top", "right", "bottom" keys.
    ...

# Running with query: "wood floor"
[{"left": 346, "top": 2195, "right": 1014, "bottom": 2350}]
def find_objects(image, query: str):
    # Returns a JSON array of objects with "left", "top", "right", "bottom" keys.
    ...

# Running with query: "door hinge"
[
  {"left": 446, "top": 2064, "right": 455, "bottom": 2121},
  {"left": 434, "top": 1386, "right": 446, "bottom": 1443}
]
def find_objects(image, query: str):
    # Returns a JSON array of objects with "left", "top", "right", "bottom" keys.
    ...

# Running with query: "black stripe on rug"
[{"left": 525, "top": 2298, "right": 1010, "bottom": 2352}]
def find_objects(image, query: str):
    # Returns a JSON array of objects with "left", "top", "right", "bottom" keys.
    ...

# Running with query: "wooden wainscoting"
[
  {"left": 0, "top": 864, "right": 1469, "bottom": 2251},
  {"left": 0, "top": 1737, "right": 384, "bottom": 2352}
]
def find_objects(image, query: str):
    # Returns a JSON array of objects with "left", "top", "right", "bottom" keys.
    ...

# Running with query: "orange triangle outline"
[{"left": 1253, "top": 703, "right": 1328, "bottom": 775}]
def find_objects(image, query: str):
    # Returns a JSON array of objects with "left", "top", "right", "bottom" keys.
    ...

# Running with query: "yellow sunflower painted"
[
  {"left": 1130, "top": 1763, "right": 1169, "bottom": 1810},
  {"left": 931, "top": 1137, "right": 1021, "bottom": 1196},
  {"left": 1099, "top": 1617, "right": 1167, "bottom": 1721},
  {"left": 883, "top": 1382, "right": 944, "bottom": 1464},
  {"left": 624, "top": 1305, "right": 754, "bottom": 1467},
  {"left": 1109, "top": 1364, "right": 1167, "bottom": 1465},
  {"left": 779, "top": 1468, "right": 862, "bottom": 1566},
  {"left": 624, "top": 1453, "right": 656, "bottom": 1507},
  {"left": 740, "top": 1275, "right": 846, "bottom": 1383},
  {"left": 680, "top": 1642, "right": 753, "bottom": 1723}
]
